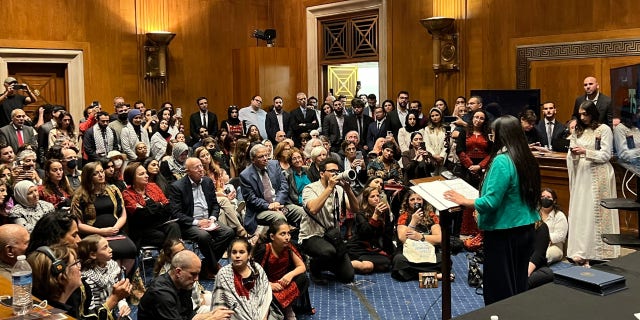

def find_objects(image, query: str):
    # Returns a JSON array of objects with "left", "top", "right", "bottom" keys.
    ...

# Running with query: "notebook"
[{"left": 553, "top": 265, "right": 627, "bottom": 296}]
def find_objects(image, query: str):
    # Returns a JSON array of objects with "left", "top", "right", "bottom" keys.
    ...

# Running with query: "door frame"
[
  {"left": 0, "top": 48, "right": 85, "bottom": 131},
  {"left": 306, "top": 0, "right": 387, "bottom": 100}
]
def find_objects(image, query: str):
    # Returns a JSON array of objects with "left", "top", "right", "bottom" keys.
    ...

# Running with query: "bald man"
[
  {"left": 139, "top": 250, "right": 234, "bottom": 320},
  {"left": 0, "top": 224, "right": 30, "bottom": 279},
  {"left": 573, "top": 76, "right": 613, "bottom": 127}
]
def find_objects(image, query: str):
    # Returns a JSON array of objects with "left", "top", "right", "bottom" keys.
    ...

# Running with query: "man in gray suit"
[
  {"left": 0, "top": 109, "right": 37, "bottom": 153},
  {"left": 240, "top": 144, "right": 302, "bottom": 236},
  {"left": 572, "top": 76, "right": 613, "bottom": 127}
]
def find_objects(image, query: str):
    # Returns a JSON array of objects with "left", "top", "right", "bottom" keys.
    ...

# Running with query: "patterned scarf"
[
  {"left": 92, "top": 123, "right": 115, "bottom": 156},
  {"left": 213, "top": 263, "right": 272, "bottom": 320}
]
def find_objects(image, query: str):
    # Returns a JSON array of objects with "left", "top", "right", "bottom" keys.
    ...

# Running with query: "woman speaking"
[{"left": 445, "top": 115, "right": 540, "bottom": 305}]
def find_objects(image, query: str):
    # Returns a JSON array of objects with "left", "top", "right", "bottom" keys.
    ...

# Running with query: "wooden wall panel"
[{"left": 530, "top": 59, "right": 601, "bottom": 124}]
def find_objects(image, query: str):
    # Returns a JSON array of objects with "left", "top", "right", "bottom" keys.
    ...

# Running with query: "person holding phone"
[
  {"left": 422, "top": 108, "right": 448, "bottom": 176},
  {"left": 566, "top": 101, "right": 619, "bottom": 267},
  {"left": 401, "top": 132, "right": 434, "bottom": 185},
  {"left": 0, "top": 77, "right": 37, "bottom": 128},
  {"left": 391, "top": 190, "right": 443, "bottom": 281}
]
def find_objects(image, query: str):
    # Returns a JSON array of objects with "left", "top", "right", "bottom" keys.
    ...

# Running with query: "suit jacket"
[
  {"left": 265, "top": 109, "right": 291, "bottom": 144},
  {"left": 322, "top": 113, "right": 357, "bottom": 152},
  {"left": 573, "top": 93, "right": 613, "bottom": 127},
  {"left": 366, "top": 119, "right": 388, "bottom": 151},
  {"left": 386, "top": 109, "right": 403, "bottom": 138},
  {"left": 0, "top": 124, "right": 37, "bottom": 153},
  {"left": 240, "top": 161, "right": 289, "bottom": 234},
  {"left": 167, "top": 175, "right": 220, "bottom": 228},
  {"left": 189, "top": 111, "right": 219, "bottom": 141},
  {"left": 535, "top": 119, "right": 566, "bottom": 148},
  {"left": 82, "top": 126, "right": 120, "bottom": 162},
  {"left": 290, "top": 107, "right": 319, "bottom": 145},
  {"left": 352, "top": 114, "right": 373, "bottom": 149}
]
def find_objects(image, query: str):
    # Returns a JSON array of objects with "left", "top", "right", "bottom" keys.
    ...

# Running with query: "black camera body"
[{"left": 12, "top": 84, "right": 27, "bottom": 90}]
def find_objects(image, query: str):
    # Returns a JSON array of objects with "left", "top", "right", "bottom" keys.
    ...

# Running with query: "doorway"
[
  {"left": 326, "top": 62, "right": 379, "bottom": 107},
  {"left": 8, "top": 62, "right": 68, "bottom": 120}
]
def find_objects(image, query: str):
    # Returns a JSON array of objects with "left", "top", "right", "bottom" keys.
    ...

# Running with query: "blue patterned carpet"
[{"left": 132, "top": 251, "right": 574, "bottom": 320}]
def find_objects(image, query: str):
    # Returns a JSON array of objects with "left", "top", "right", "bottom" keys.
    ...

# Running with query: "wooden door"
[
  {"left": 327, "top": 65, "right": 358, "bottom": 107},
  {"left": 7, "top": 63, "right": 68, "bottom": 120}
]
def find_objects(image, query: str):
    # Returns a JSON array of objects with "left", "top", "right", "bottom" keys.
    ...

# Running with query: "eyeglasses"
[
  {"left": 69, "top": 260, "right": 82, "bottom": 269},
  {"left": 324, "top": 169, "right": 340, "bottom": 173},
  {"left": 93, "top": 170, "right": 105, "bottom": 176}
]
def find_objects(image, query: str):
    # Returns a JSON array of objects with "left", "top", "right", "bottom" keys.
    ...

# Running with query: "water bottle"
[{"left": 11, "top": 255, "right": 33, "bottom": 316}]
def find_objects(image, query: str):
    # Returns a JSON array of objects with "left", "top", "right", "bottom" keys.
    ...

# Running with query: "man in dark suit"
[
  {"left": 0, "top": 108, "right": 37, "bottom": 153},
  {"left": 290, "top": 92, "right": 319, "bottom": 146},
  {"left": 386, "top": 90, "right": 410, "bottom": 137},
  {"left": 351, "top": 98, "right": 373, "bottom": 151},
  {"left": 367, "top": 105, "right": 388, "bottom": 151},
  {"left": 189, "top": 96, "right": 218, "bottom": 142},
  {"left": 323, "top": 99, "right": 356, "bottom": 152},
  {"left": 240, "top": 144, "right": 302, "bottom": 236},
  {"left": 168, "top": 157, "right": 234, "bottom": 278},
  {"left": 265, "top": 96, "right": 291, "bottom": 144},
  {"left": 536, "top": 101, "right": 566, "bottom": 149},
  {"left": 572, "top": 76, "right": 613, "bottom": 127}
]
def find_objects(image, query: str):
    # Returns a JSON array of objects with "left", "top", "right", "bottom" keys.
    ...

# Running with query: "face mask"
[
  {"left": 540, "top": 198, "right": 554, "bottom": 208},
  {"left": 66, "top": 159, "right": 77, "bottom": 170},
  {"left": 118, "top": 113, "right": 128, "bottom": 121},
  {"left": 113, "top": 159, "right": 124, "bottom": 168}
]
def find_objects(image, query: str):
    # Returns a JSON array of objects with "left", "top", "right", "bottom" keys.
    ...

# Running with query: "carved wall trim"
[{"left": 516, "top": 38, "right": 640, "bottom": 89}]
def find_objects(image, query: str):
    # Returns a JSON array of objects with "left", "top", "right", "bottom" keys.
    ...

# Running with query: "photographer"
[
  {"left": 301, "top": 158, "right": 359, "bottom": 284},
  {"left": 0, "top": 77, "right": 37, "bottom": 128}
]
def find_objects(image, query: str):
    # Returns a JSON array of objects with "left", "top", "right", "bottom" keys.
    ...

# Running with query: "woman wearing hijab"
[
  {"left": 160, "top": 141, "right": 189, "bottom": 183},
  {"left": 121, "top": 109, "right": 151, "bottom": 161},
  {"left": 9, "top": 180, "right": 55, "bottom": 233},
  {"left": 150, "top": 118, "right": 173, "bottom": 161},
  {"left": 397, "top": 111, "right": 422, "bottom": 153},
  {"left": 221, "top": 105, "right": 246, "bottom": 138}
]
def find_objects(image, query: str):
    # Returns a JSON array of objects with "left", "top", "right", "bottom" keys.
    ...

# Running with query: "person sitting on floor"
[
  {"left": 527, "top": 220, "right": 554, "bottom": 289},
  {"left": 539, "top": 188, "right": 568, "bottom": 264},
  {"left": 253, "top": 220, "right": 312, "bottom": 319},
  {"left": 391, "top": 190, "right": 443, "bottom": 282}
]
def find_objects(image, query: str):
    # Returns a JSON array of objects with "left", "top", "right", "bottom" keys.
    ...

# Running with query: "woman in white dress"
[
  {"left": 566, "top": 101, "right": 619, "bottom": 267},
  {"left": 397, "top": 112, "right": 421, "bottom": 153},
  {"left": 421, "top": 108, "right": 447, "bottom": 176}
]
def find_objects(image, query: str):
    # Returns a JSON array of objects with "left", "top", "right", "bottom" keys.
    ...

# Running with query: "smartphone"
[
  {"left": 329, "top": 88, "right": 334, "bottom": 95},
  {"left": 444, "top": 116, "right": 457, "bottom": 123},
  {"left": 414, "top": 203, "right": 422, "bottom": 210},
  {"left": 419, "top": 142, "right": 426, "bottom": 150},
  {"left": 357, "top": 80, "right": 361, "bottom": 86},
  {"left": 355, "top": 151, "right": 363, "bottom": 159},
  {"left": 175, "top": 108, "right": 182, "bottom": 117},
  {"left": 387, "top": 131, "right": 393, "bottom": 137}
]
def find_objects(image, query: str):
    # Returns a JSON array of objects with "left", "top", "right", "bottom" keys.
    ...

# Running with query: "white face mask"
[{"left": 113, "top": 159, "right": 124, "bottom": 168}]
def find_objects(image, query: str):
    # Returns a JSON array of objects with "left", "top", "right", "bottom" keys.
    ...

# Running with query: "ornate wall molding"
[{"left": 516, "top": 38, "right": 640, "bottom": 89}]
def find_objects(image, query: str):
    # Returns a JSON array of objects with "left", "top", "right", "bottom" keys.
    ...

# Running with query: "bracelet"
[{"left": 421, "top": 234, "right": 426, "bottom": 241}]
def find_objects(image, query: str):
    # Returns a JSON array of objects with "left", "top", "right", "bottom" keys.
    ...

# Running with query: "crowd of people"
[{"left": 0, "top": 73, "right": 638, "bottom": 319}]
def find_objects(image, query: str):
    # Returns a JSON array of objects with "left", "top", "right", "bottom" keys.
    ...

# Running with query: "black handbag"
[{"left": 467, "top": 254, "right": 483, "bottom": 291}]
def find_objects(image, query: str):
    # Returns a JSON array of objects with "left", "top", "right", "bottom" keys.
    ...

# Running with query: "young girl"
[
  {"left": 254, "top": 221, "right": 311, "bottom": 320},
  {"left": 213, "top": 238, "right": 272, "bottom": 319},
  {"left": 153, "top": 238, "right": 212, "bottom": 314},
  {"left": 77, "top": 235, "right": 131, "bottom": 319}
]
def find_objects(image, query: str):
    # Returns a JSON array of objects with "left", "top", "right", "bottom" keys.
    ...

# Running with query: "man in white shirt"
[{"left": 238, "top": 95, "right": 267, "bottom": 138}]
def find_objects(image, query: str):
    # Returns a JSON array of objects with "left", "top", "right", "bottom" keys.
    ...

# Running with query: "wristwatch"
[{"left": 420, "top": 234, "right": 426, "bottom": 242}]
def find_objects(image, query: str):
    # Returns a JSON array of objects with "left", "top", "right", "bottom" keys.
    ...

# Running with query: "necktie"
[
  {"left": 16, "top": 128, "right": 23, "bottom": 147},
  {"left": 202, "top": 113, "right": 207, "bottom": 128},
  {"left": 302, "top": 108, "right": 307, "bottom": 118},
  {"left": 377, "top": 121, "right": 381, "bottom": 131},
  {"left": 261, "top": 170, "right": 274, "bottom": 203},
  {"left": 546, "top": 122, "right": 553, "bottom": 147},
  {"left": 357, "top": 117, "right": 362, "bottom": 136},
  {"left": 333, "top": 192, "right": 341, "bottom": 225}
]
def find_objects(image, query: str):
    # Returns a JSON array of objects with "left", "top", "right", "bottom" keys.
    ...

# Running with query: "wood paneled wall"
[{"left": 3, "top": 0, "right": 640, "bottom": 125}]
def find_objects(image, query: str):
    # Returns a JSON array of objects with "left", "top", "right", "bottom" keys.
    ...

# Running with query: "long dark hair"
[
  {"left": 43, "top": 159, "right": 73, "bottom": 198},
  {"left": 27, "top": 211, "right": 79, "bottom": 253},
  {"left": 575, "top": 100, "right": 600, "bottom": 137},
  {"left": 466, "top": 109, "right": 491, "bottom": 137},
  {"left": 490, "top": 115, "right": 540, "bottom": 210}
]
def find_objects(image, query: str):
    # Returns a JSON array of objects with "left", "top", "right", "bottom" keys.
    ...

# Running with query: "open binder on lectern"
[{"left": 410, "top": 178, "right": 479, "bottom": 211}]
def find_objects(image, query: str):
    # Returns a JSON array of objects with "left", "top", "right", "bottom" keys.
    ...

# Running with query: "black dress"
[
  {"left": 347, "top": 212, "right": 394, "bottom": 272},
  {"left": 92, "top": 192, "right": 137, "bottom": 260},
  {"left": 391, "top": 211, "right": 442, "bottom": 282}
]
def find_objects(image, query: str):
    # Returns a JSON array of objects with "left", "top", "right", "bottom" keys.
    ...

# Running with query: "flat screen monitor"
[
  {"left": 610, "top": 64, "right": 640, "bottom": 128},
  {"left": 469, "top": 89, "right": 541, "bottom": 120}
]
